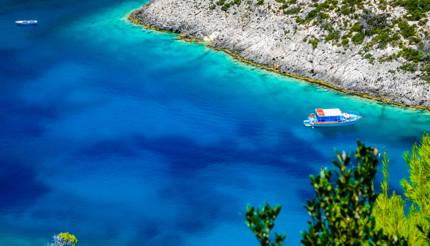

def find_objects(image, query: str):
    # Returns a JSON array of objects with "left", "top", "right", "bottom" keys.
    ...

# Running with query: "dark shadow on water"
[
  {"left": 73, "top": 130, "right": 325, "bottom": 242},
  {"left": 0, "top": 100, "right": 59, "bottom": 139},
  {"left": 237, "top": 120, "right": 265, "bottom": 138},
  {"left": 76, "top": 125, "right": 324, "bottom": 177},
  {"left": 0, "top": 49, "right": 47, "bottom": 82},
  {"left": 398, "top": 135, "right": 422, "bottom": 146},
  {"left": 296, "top": 188, "right": 314, "bottom": 205},
  {"left": 0, "top": 158, "right": 50, "bottom": 210},
  {"left": 129, "top": 224, "right": 184, "bottom": 246},
  {"left": 313, "top": 124, "right": 360, "bottom": 137},
  {"left": 80, "top": 138, "right": 139, "bottom": 159},
  {"left": 133, "top": 133, "right": 321, "bottom": 176}
]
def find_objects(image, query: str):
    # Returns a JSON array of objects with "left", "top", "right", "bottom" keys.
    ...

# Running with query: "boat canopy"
[{"left": 316, "top": 108, "right": 342, "bottom": 117}]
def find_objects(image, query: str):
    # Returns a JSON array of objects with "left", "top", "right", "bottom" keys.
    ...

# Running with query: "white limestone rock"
[{"left": 132, "top": 0, "right": 430, "bottom": 107}]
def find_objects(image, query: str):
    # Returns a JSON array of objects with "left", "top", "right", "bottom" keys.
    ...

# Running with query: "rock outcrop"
[{"left": 129, "top": 0, "right": 430, "bottom": 108}]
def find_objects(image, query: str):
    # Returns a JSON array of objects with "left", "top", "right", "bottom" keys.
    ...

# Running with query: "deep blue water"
[{"left": 0, "top": 0, "right": 429, "bottom": 245}]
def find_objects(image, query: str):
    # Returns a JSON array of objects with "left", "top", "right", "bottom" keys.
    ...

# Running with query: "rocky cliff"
[{"left": 129, "top": 0, "right": 430, "bottom": 108}]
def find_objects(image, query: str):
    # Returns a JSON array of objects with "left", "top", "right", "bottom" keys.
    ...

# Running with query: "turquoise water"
[{"left": 1, "top": 0, "right": 429, "bottom": 245}]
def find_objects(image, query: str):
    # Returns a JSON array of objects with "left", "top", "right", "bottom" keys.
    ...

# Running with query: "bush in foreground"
[
  {"left": 373, "top": 134, "right": 430, "bottom": 245},
  {"left": 245, "top": 203, "right": 286, "bottom": 246},
  {"left": 49, "top": 232, "right": 78, "bottom": 246},
  {"left": 247, "top": 135, "right": 430, "bottom": 245}
]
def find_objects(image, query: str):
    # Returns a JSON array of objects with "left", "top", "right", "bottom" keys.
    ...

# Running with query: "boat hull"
[
  {"left": 304, "top": 113, "right": 361, "bottom": 127},
  {"left": 304, "top": 120, "right": 357, "bottom": 127},
  {"left": 15, "top": 20, "right": 38, "bottom": 26}
]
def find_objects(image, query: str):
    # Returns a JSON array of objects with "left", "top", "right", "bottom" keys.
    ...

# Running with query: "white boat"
[
  {"left": 15, "top": 20, "right": 38, "bottom": 26},
  {"left": 303, "top": 108, "right": 361, "bottom": 128}
]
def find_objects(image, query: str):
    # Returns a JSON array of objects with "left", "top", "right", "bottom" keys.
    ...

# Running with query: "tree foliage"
[
  {"left": 402, "top": 134, "right": 430, "bottom": 219},
  {"left": 373, "top": 134, "right": 430, "bottom": 245},
  {"left": 246, "top": 203, "right": 286, "bottom": 246},
  {"left": 372, "top": 154, "right": 415, "bottom": 243},
  {"left": 246, "top": 137, "right": 430, "bottom": 245},
  {"left": 301, "top": 142, "right": 405, "bottom": 245},
  {"left": 50, "top": 232, "right": 78, "bottom": 246}
]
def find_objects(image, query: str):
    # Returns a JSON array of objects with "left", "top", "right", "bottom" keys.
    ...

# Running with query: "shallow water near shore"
[{"left": 1, "top": 0, "right": 429, "bottom": 245}]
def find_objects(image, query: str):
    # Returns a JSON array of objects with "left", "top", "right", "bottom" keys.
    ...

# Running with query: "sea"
[{"left": 0, "top": 0, "right": 429, "bottom": 245}]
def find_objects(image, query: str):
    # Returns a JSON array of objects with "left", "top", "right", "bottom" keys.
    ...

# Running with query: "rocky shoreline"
[{"left": 128, "top": 0, "right": 430, "bottom": 110}]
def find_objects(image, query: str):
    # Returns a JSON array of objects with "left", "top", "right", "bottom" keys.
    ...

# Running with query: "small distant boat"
[
  {"left": 15, "top": 20, "right": 38, "bottom": 26},
  {"left": 304, "top": 108, "right": 361, "bottom": 127}
]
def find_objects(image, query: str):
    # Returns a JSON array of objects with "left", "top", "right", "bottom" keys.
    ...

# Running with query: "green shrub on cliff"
[
  {"left": 325, "top": 30, "right": 340, "bottom": 42},
  {"left": 400, "top": 48, "right": 426, "bottom": 63},
  {"left": 352, "top": 31, "right": 365, "bottom": 44},
  {"left": 398, "top": 20, "right": 417, "bottom": 39},
  {"left": 216, "top": 0, "right": 226, "bottom": 5},
  {"left": 284, "top": 6, "right": 301, "bottom": 15},
  {"left": 221, "top": 3, "right": 231, "bottom": 11},
  {"left": 309, "top": 37, "right": 319, "bottom": 49},
  {"left": 350, "top": 22, "right": 363, "bottom": 32},
  {"left": 397, "top": 0, "right": 430, "bottom": 20}
]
